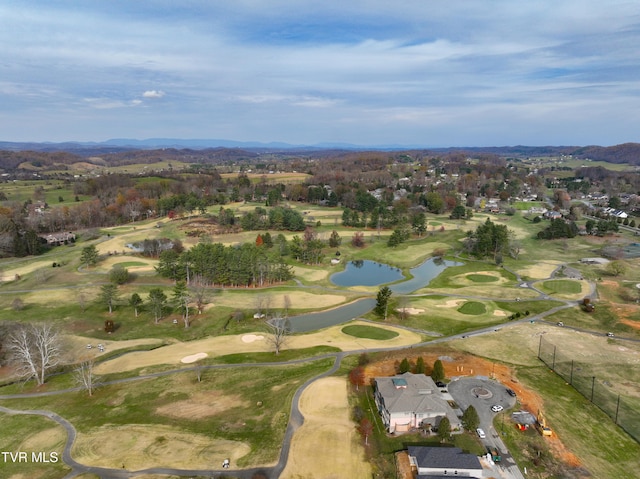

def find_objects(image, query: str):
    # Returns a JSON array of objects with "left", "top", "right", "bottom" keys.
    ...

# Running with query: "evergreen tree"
[
  {"left": 375, "top": 286, "right": 392, "bottom": 319},
  {"left": 461, "top": 405, "right": 480, "bottom": 431},
  {"left": 80, "top": 245, "right": 99, "bottom": 268},
  {"left": 399, "top": 357, "right": 411, "bottom": 374},
  {"left": 328, "top": 230, "right": 342, "bottom": 247},
  {"left": 437, "top": 416, "right": 451, "bottom": 442},
  {"left": 99, "top": 283, "right": 119, "bottom": 313},
  {"left": 148, "top": 288, "right": 167, "bottom": 324},
  {"left": 431, "top": 359, "right": 445, "bottom": 383},
  {"left": 415, "top": 357, "right": 425, "bottom": 374},
  {"left": 129, "top": 293, "right": 143, "bottom": 317}
]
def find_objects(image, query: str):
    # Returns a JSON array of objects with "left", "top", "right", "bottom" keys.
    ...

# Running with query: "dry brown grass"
[
  {"left": 156, "top": 390, "right": 248, "bottom": 420},
  {"left": 280, "top": 377, "right": 371, "bottom": 479},
  {"left": 72, "top": 424, "right": 250, "bottom": 470},
  {"left": 94, "top": 321, "right": 422, "bottom": 375}
]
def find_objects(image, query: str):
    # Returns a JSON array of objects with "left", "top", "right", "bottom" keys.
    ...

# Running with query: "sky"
[{"left": 1, "top": 1, "right": 640, "bottom": 147}]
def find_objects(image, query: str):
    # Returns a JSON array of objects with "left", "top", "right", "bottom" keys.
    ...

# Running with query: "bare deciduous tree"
[
  {"left": 266, "top": 314, "right": 290, "bottom": 355},
  {"left": 74, "top": 358, "right": 100, "bottom": 396},
  {"left": 283, "top": 295, "right": 291, "bottom": 318},
  {"left": 397, "top": 296, "right": 409, "bottom": 320},
  {"left": 9, "top": 323, "right": 61, "bottom": 386},
  {"left": 77, "top": 290, "right": 88, "bottom": 313},
  {"left": 191, "top": 282, "right": 214, "bottom": 315}
]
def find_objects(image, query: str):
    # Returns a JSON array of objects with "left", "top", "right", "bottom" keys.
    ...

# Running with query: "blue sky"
[{"left": 1, "top": 1, "right": 640, "bottom": 147}]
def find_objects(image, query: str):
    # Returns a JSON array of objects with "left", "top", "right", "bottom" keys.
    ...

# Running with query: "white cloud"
[
  {"left": 83, "top": 97, "right": 143, "bottom": 109},
  {"left": 142, "top": 90, "right": 165, "bottom": 99}
]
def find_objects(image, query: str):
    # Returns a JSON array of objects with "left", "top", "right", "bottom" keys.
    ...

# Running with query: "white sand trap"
[
  {"left": 396, "top": 307, "right": 424, "bottom": 315},
  {"left": 242, "top": 334, "right": 265, "bottom": 343},
  {"left": 181, "top": 352, "right": 208, "bottom": 363},
  {"left": 494, "top": 310, "right": 508, "bottom": 317},
  {"left": 437, "top": 299, "right": 465, "bottom": 308}
]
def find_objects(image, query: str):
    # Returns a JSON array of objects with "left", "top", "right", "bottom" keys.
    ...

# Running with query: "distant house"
[
  {"left": 407, "top": 446, "right": 483, "bottom": 478},
  {"left": 373, "top": 372, "right": 461, "bottom": 433},
  {"left": 543, "top": 210, "right": 562, "bottom": 220},
  {"left": 41, "top": 232, "right": 76, "bottom": 246}
]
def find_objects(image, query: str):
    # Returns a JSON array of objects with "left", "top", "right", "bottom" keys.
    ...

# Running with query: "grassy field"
[
  {"left": 1, "top": 359, "right": 335, "bottom": 469},
  {"left": 1, "top": 202, "right": 640, "bottom": 477},
  {"left": 341, "top": 324, "right": 399, "bottom": 340}
]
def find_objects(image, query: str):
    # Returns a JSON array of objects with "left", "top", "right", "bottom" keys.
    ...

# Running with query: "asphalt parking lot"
[{"left": 447, "top": 376, "right": 517, "bottom": 435}]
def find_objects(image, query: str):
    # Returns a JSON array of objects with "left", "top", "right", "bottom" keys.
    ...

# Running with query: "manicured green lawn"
[
  {"left": 541, "top": 279, "right": 582, "bottom": 294},
  {"left": 457, "top": 302, "right": 487, "bottom": 315},
  {"left": 467, "top": 274, "right": 499, "bottom": 283},
  {"left": 341, "top": 325, "right": 400, "bottom": 340}
]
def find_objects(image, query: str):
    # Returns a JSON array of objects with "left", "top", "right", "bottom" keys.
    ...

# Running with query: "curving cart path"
[{"left": 0, "top": 260, "right": 614, "bottom": 479}]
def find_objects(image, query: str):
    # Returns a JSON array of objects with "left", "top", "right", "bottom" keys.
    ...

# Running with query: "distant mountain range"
[{"left": 0, "top": 139, "right": 639, "bottom": 165}]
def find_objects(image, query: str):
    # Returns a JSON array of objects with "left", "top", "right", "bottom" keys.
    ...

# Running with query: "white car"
[
  {"left": 476, "top": 428, "right": 486, "bottom": 438},
  {"left": 491, "top": 405, "right": 504, "bottom": 412}
]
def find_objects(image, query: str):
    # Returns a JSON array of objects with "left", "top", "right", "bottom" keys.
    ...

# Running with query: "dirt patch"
[
  {"left": 280, "top": 377, "right": 371, "bottom": 479},
  {"left": 156, "top": 391, "right": 248, "bottom": 420},
  {"left": 72, "top": 424, "right": 250, "bottom": 470}
]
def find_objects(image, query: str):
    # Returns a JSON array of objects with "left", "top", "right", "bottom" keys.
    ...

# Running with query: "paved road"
[
  {"left": 447, "top": 378, "right": 524, "bottom": 479},
  {"left": 1, "top": 256, "right": 630, "bottom": 478}
]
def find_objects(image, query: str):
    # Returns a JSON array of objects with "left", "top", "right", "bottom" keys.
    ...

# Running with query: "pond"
[
  {"left": 389, "top": 257, "right": 462, "bottom": 294},
  {"left": 289, "top": 257, "right": 463, "bottom": 331},
  {"left": 288, "top": 298, "right": 376, "bottom": 333},
  {"left": 330, "top": 260, "right": 405, "bottom": 287}
]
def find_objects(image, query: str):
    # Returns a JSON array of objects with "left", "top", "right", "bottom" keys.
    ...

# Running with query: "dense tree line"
[
  {"left": 464, "top": 218, "right": 510, "bottom": 261},
  {"left": 239, "top": 206, "right": 306, "bottom": 231},
  {"left": 156, "top": 241, "right": 293, "bottom": 287},
  {"left": 537, "top": 218, "right": 579, "bottom": 239}
]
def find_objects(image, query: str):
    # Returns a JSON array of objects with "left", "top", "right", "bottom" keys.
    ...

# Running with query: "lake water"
[
  {"left": 389, "top": 257, "right": 462, "bottom": 294},
  {"left": 288, "top": 298, "right": 377, "bottom": 332},
  {"left": 289, "top": 257, "right": 462, "bottom": 331},
  {"left": 330, "top": 260, "right": 405, "bottom": 287}
]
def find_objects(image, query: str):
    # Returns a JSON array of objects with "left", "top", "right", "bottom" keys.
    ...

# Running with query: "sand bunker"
[
  {"left": 180, "top": 352, "right": 208, "bottom": 363},
  {"left": 493, "top": 310, "right": 508, "bottom": 317},
  {"left": 439, "top": 299, "right": 465, "bottom": 308},
  {"left": 396, "top": 307, "right": 424, "bottom": 315},
  {"left": 242, "top": 334, "right": 265, "bottom": 343}
]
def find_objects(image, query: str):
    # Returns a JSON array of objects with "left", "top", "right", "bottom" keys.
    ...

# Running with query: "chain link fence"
[{"left": 538, "top": 335, "right": 640, "bottom": 443}]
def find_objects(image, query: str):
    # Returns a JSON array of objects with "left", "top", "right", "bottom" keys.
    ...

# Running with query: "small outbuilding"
[{"left": 407, "top": 446, "right": 483, "bottom": 478}]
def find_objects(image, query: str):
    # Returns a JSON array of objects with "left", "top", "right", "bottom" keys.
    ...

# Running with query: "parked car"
[
  {"left": 491, "top": 405, "right": 504, "bottom": 412},
  {"left": 476, "top": 428, "right": 486, "bottom": 438},
  {"left": 607, "top": 332, "right": 615, "bottom": 337},
  {"left": 506, "top": 388, "right": 516, "bottom": 397},
  {"left": 435, "top": 381, "right": 446, "bottom": 388}
]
